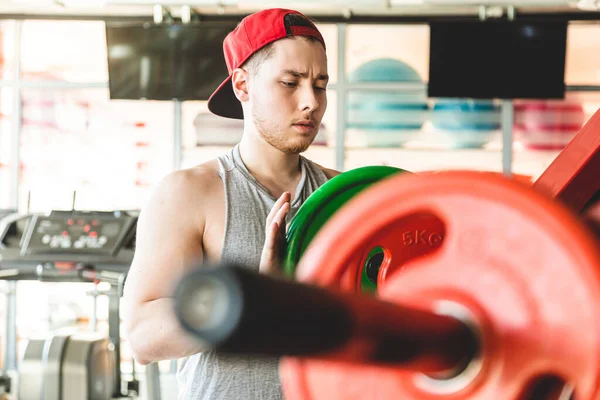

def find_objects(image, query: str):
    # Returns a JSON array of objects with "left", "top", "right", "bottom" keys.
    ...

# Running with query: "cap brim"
[{"left": 207, "top": 75, "right": 244, "bottom": 120}]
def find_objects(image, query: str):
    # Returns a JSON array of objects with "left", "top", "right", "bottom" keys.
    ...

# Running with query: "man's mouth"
[{"left": 293, "top": 120, "right": 315, "bottom": 127}]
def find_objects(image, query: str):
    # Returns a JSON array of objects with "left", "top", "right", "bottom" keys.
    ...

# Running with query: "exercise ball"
[
  {"left": 431, "top": 99, "right": 501, "bottom": 149},
  {"left": 514, "top": 100, "right": 586, "bottom": 150},
  {"left": 346, "top": 58, "right": 428, "bottom": 148}
]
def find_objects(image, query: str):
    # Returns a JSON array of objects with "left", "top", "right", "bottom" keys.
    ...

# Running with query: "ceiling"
[{"left": 0, "top": 0, "right": 598, "bottom": 20}]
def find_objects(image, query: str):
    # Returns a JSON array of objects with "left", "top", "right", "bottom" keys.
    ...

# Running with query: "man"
[{"left": 123, "top": 8, "right": 340, "bottom": 400}]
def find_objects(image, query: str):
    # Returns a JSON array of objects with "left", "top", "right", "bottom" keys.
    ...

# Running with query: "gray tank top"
[{"left": 176, "top": 144, "right": 329, "bottom": 399}]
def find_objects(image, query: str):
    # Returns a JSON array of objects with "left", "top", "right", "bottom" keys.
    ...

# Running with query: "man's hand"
[{"left": 259, "top": 192, "right": 291, "bottom": 276}]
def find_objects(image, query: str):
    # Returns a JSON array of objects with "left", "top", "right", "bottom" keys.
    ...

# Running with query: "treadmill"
[
  {"left": 0, "top": 209, "right": 142, "bottom": 399},
  {"left": 0, "top": 210, "right": 17, "bottom": 395}
]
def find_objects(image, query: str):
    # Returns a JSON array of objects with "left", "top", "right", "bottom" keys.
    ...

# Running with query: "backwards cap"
[{"left": 207, "top": 8, "right": 325, "bottom": 119}]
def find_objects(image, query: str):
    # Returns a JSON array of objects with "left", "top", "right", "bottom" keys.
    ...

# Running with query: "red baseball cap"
[{"left": 207, "top": 8, "right": 326, "bottom": 120}]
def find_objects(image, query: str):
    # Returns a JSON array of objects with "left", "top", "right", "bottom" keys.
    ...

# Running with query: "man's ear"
[{"left": 231, "top": 68, "right": 249, "bottom": 102}]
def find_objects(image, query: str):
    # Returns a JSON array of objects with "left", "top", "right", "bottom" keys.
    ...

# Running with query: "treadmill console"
[
  {"left": 0, "top": 209, "right": 139, "bottom": 277},
  {"left": 21, "top": 212, "right": 127, "bottom": 256}
]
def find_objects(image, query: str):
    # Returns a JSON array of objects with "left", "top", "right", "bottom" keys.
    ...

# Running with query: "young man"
[{"left": 123, "top": 8, "right": 340, "bottom": 400}]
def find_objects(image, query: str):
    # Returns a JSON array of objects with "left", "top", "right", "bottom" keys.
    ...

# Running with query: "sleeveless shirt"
[{"left": 176, "top": 144, "right": 329, "bottom": 399}]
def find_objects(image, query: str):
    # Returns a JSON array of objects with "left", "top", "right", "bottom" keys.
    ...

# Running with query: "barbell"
[
  {"left": 174, "top": 169, "right": 600, "bottom": 400},
  {"left": 173, "top": 108, "right": 600, "bottom": 400}
]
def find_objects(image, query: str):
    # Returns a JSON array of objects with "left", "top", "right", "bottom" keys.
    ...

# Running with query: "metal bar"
[
  {"left": 0, "top": 83, "right": 594, "bottom": 97},
  {"left": 0, "top": 81, "right": 108, "bottom": 89},
  {"left": 10, "top": 21, "right": 22, "bottom": 211},
  {"left": 329, "top": 82, "right": 425, "bottom": 91},
  {"left": 2, "top": 281, "right": 17, "bottom": 372},
  {"left": 566, "top": 85, "right": 600, "bottom": 92},
  {"left": 2, "top": 11, "right": 600, "bottom": 23},
  {"left": 89, "top": 285, "right": 98, "bottom": 332},
  {"left": 501, "top": 99, "right": 514, "bottom": 176},
  {"left": 145, "top": 362, "right": 162, "bottom": 400},
  {"left": 173, "top": 100, "right": 182, "bottom": 171},
  {"left": 175, "top": 265, "right": 478, "bottom": 375},
  {"left": 0, "top": 81, "right": 596, "bottom": 92},
  {"left": 335, "top": 23, "right": 347, "bottom": 172},
  {"left": 328, "top": 83, "right": 600, "bottom": 92},
  {"left": 108, "top": 290, "right": 123, "bottom": 397}
]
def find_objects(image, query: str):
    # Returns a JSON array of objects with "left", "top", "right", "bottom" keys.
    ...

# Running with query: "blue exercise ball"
[
  {"left": 348, "top": 58, "right": 423, "bottom": 83},
  {"left": 346, "top": 58, "right": 428, "bottom": 148},
  {"left": 431, "top": 99, "right": 501, "bottom": 149}
]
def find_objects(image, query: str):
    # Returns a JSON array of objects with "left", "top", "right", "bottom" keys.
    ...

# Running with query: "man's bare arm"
[{"left": 123, "top": 169, "right": 213, "bottom": 365}]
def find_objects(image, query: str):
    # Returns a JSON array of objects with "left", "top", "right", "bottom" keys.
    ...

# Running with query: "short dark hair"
[
  {"left": 241, "top": 42, "right": 276, "bottom": 76},
  {"left": 242, "top": 35, "right": 322, "bottom": 76}
]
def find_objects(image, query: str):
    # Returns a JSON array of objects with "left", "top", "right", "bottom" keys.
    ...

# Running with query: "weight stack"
[{"left": 19, "top": 332, "right": 116, "bottom": 400}]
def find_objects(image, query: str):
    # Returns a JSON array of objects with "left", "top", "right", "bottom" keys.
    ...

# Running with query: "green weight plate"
[
  {"left": 360, "top": 246, "right": 384, "bottom": 293},
  {"left": 284, "top": 165, "right": 407, "bottom": 279}
]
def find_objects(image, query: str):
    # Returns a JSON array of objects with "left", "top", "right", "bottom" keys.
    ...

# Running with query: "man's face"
[{"left": 248, "top": 37, "right": 328, "bottom": 154}]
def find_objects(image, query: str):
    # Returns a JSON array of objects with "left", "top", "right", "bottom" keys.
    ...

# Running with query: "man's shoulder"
[
  {"left": 140, "top": 159, "right": 223, "bottom": 228},
  {"left": 154, "top": 159, "right": 222, "bottom": 201},
  {"left": 321, "top": 166, "right": 342, "bottom": 180},
  {"left": 306, "top": 159, "right": 341, "bottom": 180}
]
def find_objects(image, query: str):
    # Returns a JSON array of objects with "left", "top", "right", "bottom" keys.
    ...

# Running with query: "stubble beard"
[{"left": 253, "top": 110, "right": 315, "bottom": 154}]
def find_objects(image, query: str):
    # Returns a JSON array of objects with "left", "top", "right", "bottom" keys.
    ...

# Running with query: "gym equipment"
[
  {"left": 173, "top": 104, "right": 600, "bottom": 400},
  {"left": 346, "top": 58, "right": 428, "bottom": 148},
  {"left": 0, "top": 210, "right": 16, "bottom": 220},
  {"left": 285, "top": 165, "right": 441, "bottom": 292},
  {"left": 289, "top": 170, "right": 600, "bottom": 400},
  {"left": 297, "top": 206, "right": 445, "bottom": 293},
  {"left": 0, "top": 209, "right": 146, "bottom": 399},
  {"left": 431, "top": 99, "right": 501, "bottom": 149},
  {"left": 173, "top": 170, "right": 600, "bottom": 400},
  {"left": 286, "top": 169, "right": 536, "bottom": 294},
  {"left": 533, "top": 107, "right": 600, "bottom": 213},
  {"left": 20, "top": 333, "right": 115, "bottom": 400},
  {"left": 584, "top": 198, "right": 600, "bottom": 237},
  {"left": 174, "top": 264, "right": 476, "bottom": 371},
  {"left": 284, "top": 166, "right": 404, "bottom": 282},
  {"left": 514, "top": 100, "right": 586, "bottom": 150}
]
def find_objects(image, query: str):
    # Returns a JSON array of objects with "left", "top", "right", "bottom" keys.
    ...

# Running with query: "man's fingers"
[
  {"left": 263, "top": 220, "right": 279, "bottom": 251},
  {"left": 261, "top": 220, "right": 280, "bottom": 273},
  {"left": 273, "top": 201, "right": 290, "bottom": 229},
  {"left": 261, "top": 192, "right": 291, "bottom": 276},
  {"left": 266, "top": 192, "right": 291, "bottom": 226},
  {"left": 263, "top": 203, "right": 288, "bottom": 257}
]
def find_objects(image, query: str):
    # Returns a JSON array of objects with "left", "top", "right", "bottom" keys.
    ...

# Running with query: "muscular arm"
[{"left": 123, "top": 169, "right": 213, "bottom": 365}]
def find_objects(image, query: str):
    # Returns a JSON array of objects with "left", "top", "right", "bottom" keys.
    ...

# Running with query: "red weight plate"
[
  {"left": 533, "top": 108, "right": 600, "bottom": 213},
  {"left": 375, "top": 213, "right": 444, "bottom": 287},
  {"left": 282, "top": 171, "right": 600, "bottom": 400},
  {"left": 297, "top": 206, "right": 445, "bottom": 292},
  {"left": 583, "top": 195, "right": 600, "bottom": 240}
]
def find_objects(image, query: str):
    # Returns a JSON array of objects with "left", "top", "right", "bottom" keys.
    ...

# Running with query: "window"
[
  {"left": 302, "top": 90, "right": 337, "bottom": 170},
  {"left": 181, "top": 100, "right": 243, "bottom": 169},
  {"left": 346, "top": 24, "right": 430, "bottom": 81},
  {"left": 0, "top": 20, "right": 17, "bottom": 80},
  {"left": 19, "top": 88, "right": 173, "bottom": 212},
  {"left": 21, "top": 21, "right": 108, "bottom": 82},
  {"left": 0, "top": 88, "right": 13, "bottom": 209},
  {"left": 343, "top": 24, "right": 504, "bottom": 171},
  {"left": 316, "top": 23, "right": 338, "bottom": 84},
  {"left": 565, "top": 23, "right": 600, "bottom": 85}
]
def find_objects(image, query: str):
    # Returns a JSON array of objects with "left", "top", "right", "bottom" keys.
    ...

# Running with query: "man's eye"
[{"left": 281, "top": 81, "right": 297, "bottom": 87}]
